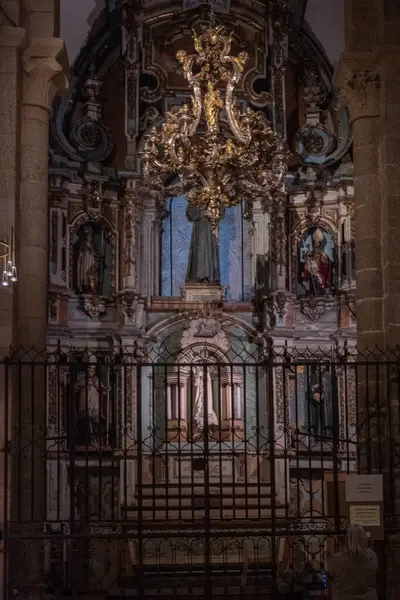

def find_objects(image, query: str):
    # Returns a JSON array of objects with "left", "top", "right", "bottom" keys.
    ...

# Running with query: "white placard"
[
  {"left": 346, "top": 474, "right": 383, "bottom": 502},
  {"left": 349, "top": 504, "right": 381, "bottom": 527}
]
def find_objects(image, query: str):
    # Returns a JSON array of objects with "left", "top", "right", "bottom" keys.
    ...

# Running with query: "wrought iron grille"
[{"left": 1, "top": 345, "right": 400, "bottom": 599}]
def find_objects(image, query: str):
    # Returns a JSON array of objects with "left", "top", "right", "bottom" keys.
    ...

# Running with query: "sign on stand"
[{"left": 345, "top": 474, "right": 384, "bottom": 540}]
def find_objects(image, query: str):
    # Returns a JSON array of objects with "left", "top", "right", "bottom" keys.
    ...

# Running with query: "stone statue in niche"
[
  {"left": 186, "top": 204, "right": 223, "bottom": 284},
  {"left": 71, "top": 362, "right": 112, "bottom": 446},
  {"left": 73, "top": 222, "right": 110, "bottom": 296},
  {"left": 298, "top": 226, "right": 334, "bottom": 297},
  {"left": 192, "top": 366, "right": 218, "bottom": 438},
  {"left": 307, "top": 366, "right": 334, "bottom": 440}
]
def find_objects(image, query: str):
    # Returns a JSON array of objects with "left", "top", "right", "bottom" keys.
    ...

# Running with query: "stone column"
[
  {"left": 379, "top": 47, "right": 400, "bottom": 347},
  {"left": 10, "top": 37, "right": 67, "bottom": 594},
  {"left": 335, "top": 61, "right": 383, "bottom": 350},
  {"left": 17, "top": 38, "right": 67, "bottom": 348},
  {"left": 0, "top": 27, "right": 25, "bottom": 356},
  {"left": 0, "top": 24, "right": 26, "bottom": 597}
]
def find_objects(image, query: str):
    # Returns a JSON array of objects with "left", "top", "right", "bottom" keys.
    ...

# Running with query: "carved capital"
[
  {"left": 22, "top": 38, "right": 68, "bottom": 113},
  {"left": 335, "top": 52, "right": 380, "bottom": 124},
  {"left": 340, "top": 71, "right": 380, "bottom": 123},
  {"left": 120, "top": 291, "right": 145, "bottom": 328}
]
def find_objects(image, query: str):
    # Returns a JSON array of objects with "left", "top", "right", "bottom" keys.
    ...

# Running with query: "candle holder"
[{"left": 0, "top": 227, "right": 17, "bottom": 288}]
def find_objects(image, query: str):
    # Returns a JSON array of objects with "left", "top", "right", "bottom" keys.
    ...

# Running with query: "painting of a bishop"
[{"left": 299, "top": 227, "right": 333, "bottom": 297}]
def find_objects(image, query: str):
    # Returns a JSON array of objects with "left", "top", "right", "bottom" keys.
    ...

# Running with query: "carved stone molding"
[
  {"left": 305, "top": 188, "right": 324, "bottom": 225},
  {"left": 120, "top": 291, "right": 145, "bottom": 327},
  {"left": 341, "top": 292, "right": 357, "bottom": 319},
  {"left": 271, "top": 193, "right": 287, "bottom": 279},
  {"left": 180, "top": 319, "right": 229, "bottom": 354},
  {"left": 265, "top": 291, "right": 294, "bottom": 328},
  {"left": 83, "top": 180, "right": 104, "bottom": 213},
  {"left": 339, "top": 71, "right": 380, "bottom": 124},
  {"left": 23, "top": 39, "right": 68, "bottom": 112},
  {"left": 48, "top": 293, "right": 60, "bottom": 323},
  {"left": 299, "top": 297, "right": 326, "bottom": 323},
  {"left": 123, "top": 178, "right": 141, "bottom": 289},
  {"left": 80, "top": 295, "right": 107, "bottom": 320},
  {"left": 49, "top": 173, "right": 69, "bottom": 206}
]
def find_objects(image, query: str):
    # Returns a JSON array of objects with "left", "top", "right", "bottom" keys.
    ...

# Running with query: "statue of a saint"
[
  {"left": 300, "top": 228, "right": 333, "bottom": 296},
  {"left": 308, "top": 368, "right": 333, "bottom": 439},
  {"left": 204, "top": 82, "right": 224, "bottom": 133},
  {"left": 186, "top": 204, "right": 221, "bottom": 283},
  {"left": 192, "top": 366, "right": 218, "bottom": 433},
  {"left": 74, "top": 366, "right": 108, "bottom": 445},
  {"left": 76, "top": 225, "right": 104, "bottom": 294}
]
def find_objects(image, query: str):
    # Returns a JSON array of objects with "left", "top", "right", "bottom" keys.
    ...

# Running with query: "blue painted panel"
[{"left": 161, "top": 197, "right": 252, "bottom": 301}]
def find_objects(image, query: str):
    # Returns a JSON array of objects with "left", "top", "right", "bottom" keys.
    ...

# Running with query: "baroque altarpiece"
[{"left": 46, "top": 0, "right": 356, "bottom": 587}]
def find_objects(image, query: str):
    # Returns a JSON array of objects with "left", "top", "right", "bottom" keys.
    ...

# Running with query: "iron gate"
[{"left": 1, "top": 346, "right": 400, "bottom": 599}]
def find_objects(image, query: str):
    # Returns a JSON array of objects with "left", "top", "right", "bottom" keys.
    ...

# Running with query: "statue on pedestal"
[
  {"left": 307, "top": 367, "right": 333, "bottom": 439},
  {"left": 74, "top": 365, "right": 109, "bottom": 445},
  {"left": 186, "top": 204, "right": 221, "bottom": 283},
  {"left": 76, "top": 225, "right": 105, "bottom": 295},
  {"left": 192, "top": 366, "right": 218, "bottom": 434}
]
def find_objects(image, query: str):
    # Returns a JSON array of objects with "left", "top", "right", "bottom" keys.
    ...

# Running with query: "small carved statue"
[
  {"left": 307, "top": 368, "right": 333, "bottom": 439},
  {"left": 192, "top": 366, "right": 218, "bottom": 435},
  {"left": 76, "top": 225, "right": 104, "bottom": 295},
  {"left": 186, "top": 204, "right": 222, "bottom": 283},
  {"left": 74, "top": 366, "right": 109, "bottom": 445},
  {"left": 204, "top": 82, "right": 224, "bottom": 134}
]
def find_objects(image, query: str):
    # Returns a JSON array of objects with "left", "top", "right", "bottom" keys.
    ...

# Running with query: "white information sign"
[
  {"left": 349, "top": 504, "right": 381, "bottom": 527},
  {"left": 346, "top": 474, "right": 383, "bottom": 503}
]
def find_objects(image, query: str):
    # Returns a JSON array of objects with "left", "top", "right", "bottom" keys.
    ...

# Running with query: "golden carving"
[{"left": 140, "top": 26, "right": 290, "bottom": 229}]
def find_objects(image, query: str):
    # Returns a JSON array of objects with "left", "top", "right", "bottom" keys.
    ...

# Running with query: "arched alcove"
[{"left": 161, "top": 196, "right": 252, "bottom": 301}]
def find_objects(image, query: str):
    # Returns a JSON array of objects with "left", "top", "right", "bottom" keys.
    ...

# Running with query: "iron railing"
[{"left": 1, "top": 345, "right": 400, "bottom": 599}]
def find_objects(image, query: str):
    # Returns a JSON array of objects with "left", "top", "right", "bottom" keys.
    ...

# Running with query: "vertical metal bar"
[
  {"left": 123, "top": 364, "right": 128, "bottom": 518},
  {"left": 136, "top": 363, "right": 143, "bottom": 596},
  {"left": 56, "top": 361, "right": 61, "bottom": 522},
  {"left": 332, "top": 363, "right": 341, "bottom": 533},
  {"left": 30, "top": 362, "right": 35, "bottom": 522},
  {"left": 217, "top": 363, "right": 222, "bottom": 522},
  {"left": 3, "top": 359, "right": 10, "bottom": 600},
  {"left": 255, "top": 363, "right": 261, "bottom": 520},
  {"left": 203, "top": 363, "right": 211, "bottom": 598},
  {"left": 177, "top": 362, "right": 182, "bottom": 522},
  {"left": 17, "top": 362, "right": 22, "bottom": 523},
  {"left": 268, "top": 347, "right": 277, "bottom": 597},
  {"left": 164, "top": 363, "right": 169, "bottom": 522},
  {"left": 243, "top": 365, "right": 248, "bottom": 520},
  {"left": 151, "top": 364, "right": 156, "bottom": 522},
  {"left": 230, "top": 363, "right": 235, "bottom": 521}
]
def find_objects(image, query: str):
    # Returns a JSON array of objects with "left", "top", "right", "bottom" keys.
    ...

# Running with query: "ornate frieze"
[
  {"left": 123, "top": 178, "right": 141, "bottom": 290},
  {"left": 271, "top": 193, "right": 287, "bottom": 284},
  {"left": 269, "top": 0, "right": 289, "bottom": 137}
]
